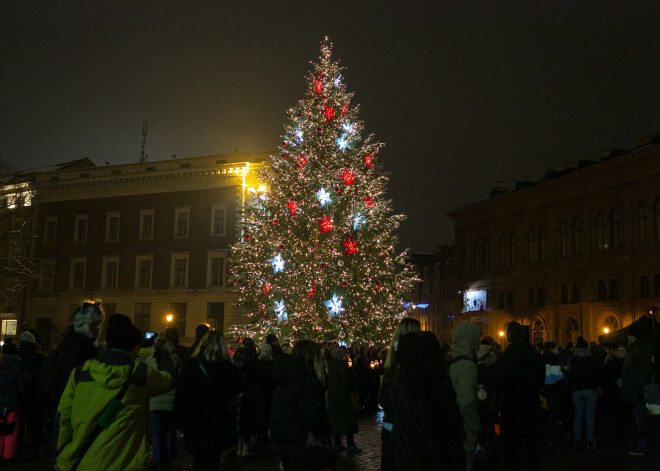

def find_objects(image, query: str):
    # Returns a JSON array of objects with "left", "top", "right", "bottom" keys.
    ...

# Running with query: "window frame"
[
  {"left": 43, "top": 216, "right": 57, "bottom": 246},
  {"left": 105, "top": 211, "right": 121, "bottom": 242},
  {"left": 206, "top": 250, "right": 228, "bottom": 287},
  {"left": 39, "top": 258, "right": 55, "bottom": 292},
  {"left": 139, "top": 209, "right": 155, "bottom": 241},
  {"left": 101, "top": 256, "right": 120, "bottom": 290},
  {"left": 135, "top": 254, "right": 154, "bottom": 289},
  {"left": 69, "top": 257, "right": 87, "bottom": 291},
  {"left": 174, "top": 207, "right": 190, "bottom": 239},
  {"left": 170, "top": 252, "right": 190, "bottom": 288},
  {"left": 73, "top": 214, "right": 88, "bottom": 244},
  {"left": 210, "top": 204, "right": 228, "bottom": 237}
]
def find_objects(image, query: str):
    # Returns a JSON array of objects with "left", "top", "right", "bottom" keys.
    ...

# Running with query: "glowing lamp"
[
  {"left": 499, "top": 331, "right": 504, "bottom": 337},
  {"left": 603, "top": 327, "right": 610, "bottom": 334},
  {"left": 166, "top": 314, "right": 173, "bottom": 323}
]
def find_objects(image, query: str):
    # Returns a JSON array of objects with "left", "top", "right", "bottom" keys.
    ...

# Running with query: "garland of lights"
[{"left": 228, "top": 37, "right": 418, "bottom": 345}]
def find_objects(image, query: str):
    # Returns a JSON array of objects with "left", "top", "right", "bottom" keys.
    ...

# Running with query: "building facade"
[
  {"left": 447, "top": 136, "right": 660, "bottom": 346},
  {"left": 23, "top": 153, "right": 268, "bottom": 349}
]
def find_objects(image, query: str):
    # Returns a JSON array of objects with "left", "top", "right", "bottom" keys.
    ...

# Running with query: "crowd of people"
[{"left": 0, "top": 299, "right": 657, "bottom": 471}]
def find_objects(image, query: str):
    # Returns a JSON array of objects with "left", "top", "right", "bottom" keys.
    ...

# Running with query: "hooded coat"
[
  {"left": 56, "top": 349, "right": 172, "bottom": 471},
  {"left": 326, "top": 357, "right": 358, "bottom": 436},
  {"left": 448, "top": 323, "right": 482, "bottom": 453}
]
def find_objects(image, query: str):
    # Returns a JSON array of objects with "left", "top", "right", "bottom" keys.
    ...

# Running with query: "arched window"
[
  {"left": 528, "top": 288, "right": 535, "bottom": 307},
  {"left": 638, "top": 201, "right": 650, "bottom": 244},
  {"left": 565, "top": 317, "right": 580, "bottom": 344},
  {"left": 572, "top": 284, "right": 580, "bottom": 303},
  {"left": 528, "top": 228, "right": 538, "bottom": 263},
  {"left": 539, "top": 225, "right": 548, "bottom": 261},
  {"left": 531, "top": 319, "right": 545, "bottom": 345},
  {"left": 509, "top": 233, "right": 516, "bottom": 266},
  {"left": 560, "top": 220, "right": 569, "bottom": 257},
  {"left": 506, "top": 291, "right": 513, "bottom": 308},
  {"left": 603, "top": 315, "right": 620, "bottom": 334},
  {"left": 499, "top": 235, "right": 507, "bottom": 267},
  {"left": 483, "top": 238, "right": 490, "bottom": 270},
  {"left": 640, "top": 275, "right": 650, "bottom": 298},
  {"left": 572, "top": 217, "right": 583, "bottom": 255},
  {"left": 561, "top": 285, "right": 568, "bottom": 304},
  {"left": 597, "top": 281, "right": 607, "bottom": 301},
  {"left": 611, "top": 209, "right": 622, "bottom": 249},
  {"left": 609, "top": 279, "right": 619, "bottom": 300},
  {"left": 596, "top": 212, "right": 607, "bottom": 251},
  {"left": 537, "top": 287, "right": 546, "bottom": 306}
]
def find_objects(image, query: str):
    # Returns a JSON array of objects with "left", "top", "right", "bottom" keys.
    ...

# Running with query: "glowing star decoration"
[
  {"left": 274, "top": 299, "right": 288, "bottom": 324},
  {"left": 322, "top": 105, "right": 335, "bottom": 122},
  {"left": 295, "top": 129, "right": 303, "bottom": 142},
  {"left": 271, "top": 254, "right": 285, "bottom": 273},
  {"left": 317, "top": 187, "right": 331, "bottom": 207},
  {"left": 336, "top": 137, "right": 349, "bottom": 150},
  {"left": 351, "top": 214, "right": 365, "bottom": 230},
  {"left": 334, "top": 74, "right": 342, "bottom": 87},
  {"left": 340, "top": 169, "right": 355, "bottom": 185},
  {"left": 287, "top": 199, "right": 298, "bottom": 216},
  {"left": 342, "top": 237, "right": 358, "bottom": 256},
  {"left": 323, "top": 292, "right": 345, "bottom": 319},
  {"left": 342, "top": 122, "right": 355, "bottom": 134},
  {"left": 364, "top": 154, "right": 374, "bottom": 168},
  {"left": 363, "top": 196, "right": 374, "bottom": 207},
  {"left": 318, "top": 215, "right": 333, "bottom": 233}
]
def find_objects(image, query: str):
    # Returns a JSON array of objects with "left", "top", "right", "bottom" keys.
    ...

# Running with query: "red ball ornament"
[
  {"left": 279, "top": 244, "right": 285, "bottom": 250},
  {"left": 282, "top": 141, "right": 288, "bottom": 147},
  {"left": 341, "top": 281, "right": 348, "bottom": 288},
  {"left": 334, "top": 186, "right": 341, "bottom": 193},
  {"left": 316, "top": 127, "right": 322, "bottom": 133},
  {"left": 273, "top": 219, "right": 279, "bottom": 225},
  {"left": 320, "top": 262, "right": 327, "bottom": 269},
  {"left": 297, "top": 113, "right": 302, "bottom": 118},
  {"left": 245, "top": 235, "right": 250, "bottom": 240},
  {"left": 237, "top": 336, "right": 242, "bottom": 343},
  {"left": 317, "top": 73, "right": 323, "bottom": 79},
  {"left": 293, "top": 319, "right": 299, "bottom": 325},
  {"left": 280, "top": 154, "right": 286, "bottom": 159}
]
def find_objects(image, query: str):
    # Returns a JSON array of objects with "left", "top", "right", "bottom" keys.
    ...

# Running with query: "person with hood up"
[
  {"left": 44, "top": 300, "right": 105, "bottom": 452},
  {"left": 449, "top": 323, "right": 482, "bottom": 471},
  {"left": 476, "top": 336, "right": 499, "bottom": 466},
  {"left": 491, "top": 321, "right": 545, "bottom": 471},
  {"left": 56, "top": 313, "right": 173, "bottom": 471},
  {"left": 391, "top": 330, "right": 464, "bottom": 471},
  {"left": 0, "top": 343, "right": 27, "bottom": 463}
]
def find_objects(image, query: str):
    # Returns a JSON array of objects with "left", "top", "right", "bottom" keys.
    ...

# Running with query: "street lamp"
[
  {"left": 603, "top": 327, "right": 610, "bottom": 334},
  {"left": 166, "top": 314, "right": 173, "bottom": 323},
  {"left": 499, "top": 331, "right": 504, "bottom": 338}
]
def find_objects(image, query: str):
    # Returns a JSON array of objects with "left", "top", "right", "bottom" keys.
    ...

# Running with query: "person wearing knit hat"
[
  {"left": 56, "top": 313, "right": 174, "bottom": 471},
  {"left": 19, "top": 331, "right": 36, "bottom": 345}
]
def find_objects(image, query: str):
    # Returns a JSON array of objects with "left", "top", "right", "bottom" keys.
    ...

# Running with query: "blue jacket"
[{"left": 0, "top": 354, "right": 27, "bottom": 411}]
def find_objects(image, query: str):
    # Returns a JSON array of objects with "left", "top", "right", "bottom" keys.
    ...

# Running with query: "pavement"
[{"left": 5, "top": 410, "right": 647, "bottom": 470}]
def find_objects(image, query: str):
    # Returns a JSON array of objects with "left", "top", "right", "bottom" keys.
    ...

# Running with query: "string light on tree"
[{"left": 228, "top": 37, "right": 418, "bottom": 345}]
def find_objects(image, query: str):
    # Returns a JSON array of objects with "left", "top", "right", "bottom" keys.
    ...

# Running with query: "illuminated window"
[{"left": 603, "top": 315, "right": 619, "bottom": 333}]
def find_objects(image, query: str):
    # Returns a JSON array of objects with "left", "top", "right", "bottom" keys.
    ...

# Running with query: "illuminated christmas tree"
[{"left": 228, "top": 38, "right": 418, "bottom": 345}]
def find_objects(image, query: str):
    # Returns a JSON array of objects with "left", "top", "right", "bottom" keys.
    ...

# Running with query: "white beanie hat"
[
  {"left": 19, "top": 331, "right": 36, "bottom": 343},
  {"left": 73, "top": 300, "right": 105, "bottom": 339}
]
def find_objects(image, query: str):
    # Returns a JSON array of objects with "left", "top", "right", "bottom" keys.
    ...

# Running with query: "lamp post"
[{"left": 603, "top": 327, "right": 610, "bottom": 334}]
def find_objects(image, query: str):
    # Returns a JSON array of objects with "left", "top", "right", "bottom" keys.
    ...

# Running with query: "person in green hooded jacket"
[{"left": 56, "top": 314, "right": 173, "bottom": 471}]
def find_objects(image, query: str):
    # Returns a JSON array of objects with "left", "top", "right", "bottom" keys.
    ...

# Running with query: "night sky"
[{"left": 2, "top": 2, "right": 660, "bottom": 251}]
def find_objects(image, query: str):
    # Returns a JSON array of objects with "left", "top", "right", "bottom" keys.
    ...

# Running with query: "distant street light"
[
  {"left": 603, "top": 327, "right": 610, "bottom": 334},
  {"left": 166, "top": 314, "right": 173, "bottom": 323}
]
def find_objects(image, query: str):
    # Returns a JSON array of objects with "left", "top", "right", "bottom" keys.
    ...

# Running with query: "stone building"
[
  {"left": 447, "top": 135, "right": 660, "bottom": 346},
  {"left": 23, "top": 153, "right": 268, "bottom": 348}
]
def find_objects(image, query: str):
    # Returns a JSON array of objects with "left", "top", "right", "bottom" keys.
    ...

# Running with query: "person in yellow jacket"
[{"left": 56, "top": 313, "right": 174, "bottom": 471}]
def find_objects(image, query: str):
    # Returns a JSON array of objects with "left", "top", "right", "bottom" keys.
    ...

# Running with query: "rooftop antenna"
[{"left": 139, "top": 120, "right": 148, "bottom": 163}]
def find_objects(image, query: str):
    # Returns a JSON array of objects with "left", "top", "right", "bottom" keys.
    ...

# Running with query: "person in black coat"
[
  {"left": 234, "top": 338, "right": 264, "bottom": 458},
  {"left": 270, "top": 339, "right": 333, "bottom": 471},
  {"left": 175, "top": 331, "right": 242, "bottom": 471},
  {"left": 390, "top": 330, "right": 464, "bottom": 471},
  {"left": 490, "top": 321, "right": 545, "bottom": 471}
]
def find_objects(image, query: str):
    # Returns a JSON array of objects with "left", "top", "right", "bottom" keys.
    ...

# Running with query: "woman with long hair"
[
  {"left": 379, "top": 317, "right": 421, "bottom": 471},
  {"left": 175, "top": 331, "right": 242, "bottom": 471},
  {"left": 269, "top": 339, "right": 334, "bottom": 471}
]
